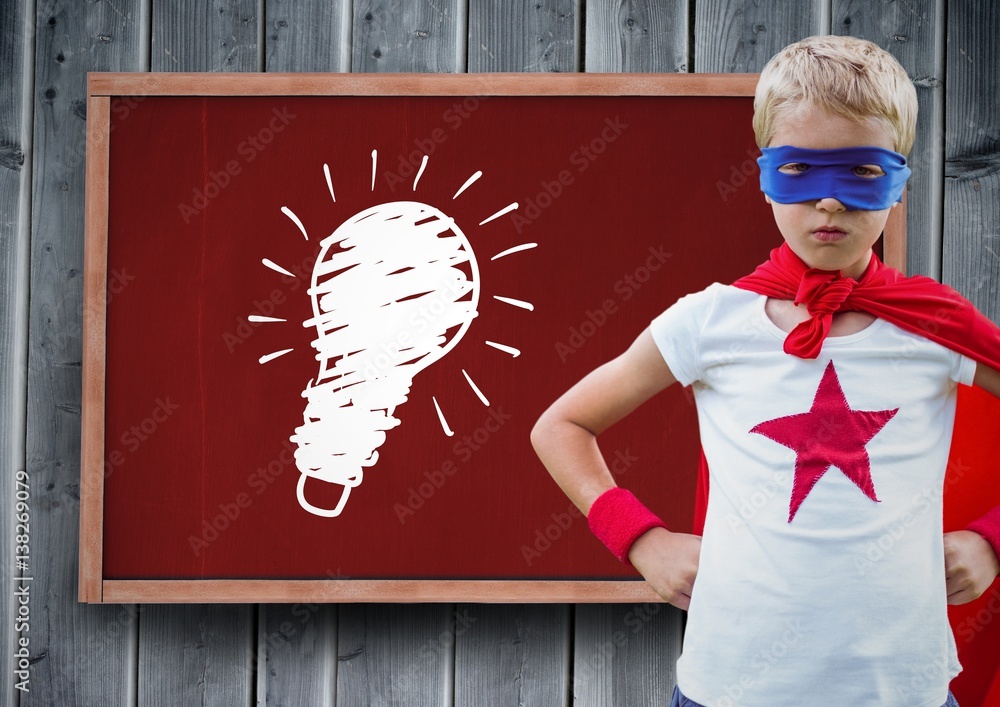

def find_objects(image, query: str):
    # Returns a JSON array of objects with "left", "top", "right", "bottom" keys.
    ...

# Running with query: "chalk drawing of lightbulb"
[{"left": 255, "top": 150, "right": 532, "bottom": 517}]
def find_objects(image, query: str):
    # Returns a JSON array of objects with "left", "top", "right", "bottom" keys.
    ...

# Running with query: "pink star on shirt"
[{"left": 750, "top": 360, "right": 899, "bottom": 522}]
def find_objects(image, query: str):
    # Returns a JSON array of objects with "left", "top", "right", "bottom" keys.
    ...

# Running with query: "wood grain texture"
[
  {"left": 468, "top": 0, "right": 579, "bottom": 72},
  {"left": 694, "top": 0, "right": 821, "bottom": 72},
  {"left": 137, "top": 604, "right": 254, "bottom": 706},
  {"left": 573, "top": 603, "right": 683, "bottom": 706},
  {"left": 79, "top": 95, "right": 110, "bottom": 603},
  {"left": 943, "top": 0, "right": 1000, "bottom": 323},
  {"left": 257, "top": 603, "right": 337, "bottom": 707},
  {"left": 151, "top": 0, "right": 260, "bottom": 72},
  {"left": 1, "top": 0, "right": 31, "bottom": 704},
  {"left": 102, "top": 578, "right": 665, "bottom": 603},
  {"left": 584, "top": 0, "right": 688, "bottom": 72},
  {"left": 351, "top": 0, "right": 464, "bottom": 72},
  {"left": 87, "top": 70, "right": 759, "bottom": 96},
  {"left": 454, "top": 604, "right": 571, "bottom": 707},
  {"left": 23, "top": 0, "right": 145, "bottom": 703},
  {"left": 335, "top": 604, "right": 454, "bottom": 706},
  {"left": 264, "top": 0, "right": 349, "bottom": 72},
  {"left": 833, "top": 0, "right": 944, "bottom": 280}
]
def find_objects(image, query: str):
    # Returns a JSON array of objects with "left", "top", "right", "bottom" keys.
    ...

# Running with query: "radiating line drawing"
[
  {"left": 485, "top": 340, "right": 521, "bottom": 357},
  {"left": 479, "top": 202, "right": 519, "bottom": 225},
  {"left": 257, "top": 153, "right": 535, "bottom": 517},
  {"left": 453, "top": 170, "right": 482, "bottom": 199},
  {"left": 432, "top": 396, "right": 454, "bottom": 437},
  {"left": 260, "top": 348, "right": 294, "bottom": 364},
  {"left": 323, "top": 163, "right": 336, "bottom": 202},
  {"left": 263, "top": 258, "right": 296, "bottom": 277},
  {"left": 462, "top": 369, "right": 490, "bottom": 406},
  {"left": 281, "top": 206, "right": 309, "bottom": 240},
  {"left": 494, "top": 295, "right": 534, "bottom": 311},
  {"left": 491, "top": 243, "right": 537, "bottom": 261},
  {"left": 413, "top": 155, "right": 429, "bottom": 191}
]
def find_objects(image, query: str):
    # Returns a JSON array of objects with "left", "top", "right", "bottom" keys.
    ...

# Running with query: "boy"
[{"left": 531, "top": 36, "right": 1000, "bottom": 706}]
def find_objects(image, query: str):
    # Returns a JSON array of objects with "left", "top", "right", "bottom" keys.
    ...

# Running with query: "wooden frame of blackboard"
[{"left": 80, "top": 72, "right": 906, "bottom": 604}]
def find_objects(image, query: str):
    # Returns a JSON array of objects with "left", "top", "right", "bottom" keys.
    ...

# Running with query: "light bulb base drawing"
[
  {"left": 292, "top": 200, "right": 480, "bottom": 517},
  {"left": 296, "top": 472, "right": 353, "bottom": 518}
]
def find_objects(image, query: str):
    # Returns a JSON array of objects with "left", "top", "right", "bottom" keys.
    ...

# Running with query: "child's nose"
[{"left": 815, "top": 196, "right": 847, "bottom": 212}]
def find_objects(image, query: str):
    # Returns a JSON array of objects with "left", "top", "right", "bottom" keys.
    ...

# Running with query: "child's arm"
[
  {"left": 944, "top": 363, "right": 1000, "bottom": 604},
  {"left": 973, "top": 362, "right": 1000, "bottom": 399},
  {"left": 530, "top": 328, "right": 702, "bottom": 609}
]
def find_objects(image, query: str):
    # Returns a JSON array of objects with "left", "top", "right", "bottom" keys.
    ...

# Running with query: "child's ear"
[
  {"left": 764, "top": 194, "right": 772, "bottom": 205},
  {"left": 891, "top": 201, "right": 901, "bottom": 209}
]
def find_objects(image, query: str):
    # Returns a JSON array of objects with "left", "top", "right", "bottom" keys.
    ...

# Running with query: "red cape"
[{"left": 691, "top": 244, "right": 1000, "bottom": 706}]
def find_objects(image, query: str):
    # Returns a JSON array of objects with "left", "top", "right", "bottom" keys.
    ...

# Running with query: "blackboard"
[{"left": 80, "top": 73, "right": 905, "bottom": 603}]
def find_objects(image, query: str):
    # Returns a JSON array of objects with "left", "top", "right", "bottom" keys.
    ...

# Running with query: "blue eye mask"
[{"left": 757, "top": 145, "right": 911, "bottom": 211}]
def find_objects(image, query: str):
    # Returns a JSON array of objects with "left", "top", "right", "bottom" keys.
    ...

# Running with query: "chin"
[
  {"left": 791, "top": 245, "right": 854, "bottom": 272},
  {"left": 809, "top": 248, "right": 872, "bottom": 276}
]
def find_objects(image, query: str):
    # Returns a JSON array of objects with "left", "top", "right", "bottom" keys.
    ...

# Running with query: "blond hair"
[{"left": 753, "top": 35, "right": 918, "bottom": 155}]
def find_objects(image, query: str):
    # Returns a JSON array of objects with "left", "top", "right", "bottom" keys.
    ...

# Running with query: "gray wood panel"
[
  {"left": 943, "top": 0, "right": 1000, "bottom": 322},
  {"left": 23, "top": 0, "right": 146, "bottom": 703},
  {"left": 138, "top": 604, "right": 254, "bottom": 706},
  {"left": 257, "top": 603, "right": 337, "bottom": 707},
  {"left": 139, "top": 3, "right": 259, "bottom": 706},
  {"left": 694, "top": 0, "right": 821, "bottom": 72},
  {"left": 265, "top": 0, "right": 350, "bottom": 72},
  {"left": 468, "top": 0, "right": 580, "bottom": 72},
  {"left": 584, "top": 0, "right": 688, "bottom": 72},
  {"left": 454, "top": 603, "right": 571, "bottom": 707},
  {"left": 151, "top": 0, "right": 261, "bottom": 72},
  {"left": 833, "top": 0, "right": 945, "bottom": 279},
  {"left": 336, "top": 604, "right": 454, "bottom": 706},
  {"left": 1, "top": 0, "right": 32, "bottom": 705},
  {"left": 573, "top": 603, "right": 683, "bottom": 707},
  {"left": 351, "top": 0, "right": 464, "bottom": 73}
]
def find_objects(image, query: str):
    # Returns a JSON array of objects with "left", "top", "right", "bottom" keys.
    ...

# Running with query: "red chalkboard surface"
[{"left": 81, "top": 73, "right": 900, "bottom": 603}]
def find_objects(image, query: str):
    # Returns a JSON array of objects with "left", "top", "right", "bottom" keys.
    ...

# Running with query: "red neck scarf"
[{"left": 731, "top": 242, "right": 1000, "bottom": 369}]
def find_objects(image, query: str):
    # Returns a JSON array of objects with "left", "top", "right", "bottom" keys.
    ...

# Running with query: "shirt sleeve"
[
  {"left": 649, "top": 283, "right": 721, "bottom": 387},
  {"left": 950, "top": 351, "right": 978, "bottom": 387}
]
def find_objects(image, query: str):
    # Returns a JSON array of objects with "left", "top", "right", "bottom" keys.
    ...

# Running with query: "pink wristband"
[
  {"left": 967, "top": 504, "right": 1000, "bottom": 564},
  {"left": 587, "top": 487, "right": 667, "bottom": 565}
]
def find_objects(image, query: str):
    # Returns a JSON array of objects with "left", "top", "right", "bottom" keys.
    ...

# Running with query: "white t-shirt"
[{"left": 650, "top": 283, "right": 978, "bottom": 707}]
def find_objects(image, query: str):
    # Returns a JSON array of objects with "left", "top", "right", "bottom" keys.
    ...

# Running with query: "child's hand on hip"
[
  {"left": 944, "top": 530, "right": 1000, "bottom": 604},
  {"left": 628, "top": 527, "right": 701, "bottom": 610}
]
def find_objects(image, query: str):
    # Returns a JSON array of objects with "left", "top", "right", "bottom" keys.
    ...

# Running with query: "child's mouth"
[{"left": 813, "top": 226, "right": 847, "bottom": 242}]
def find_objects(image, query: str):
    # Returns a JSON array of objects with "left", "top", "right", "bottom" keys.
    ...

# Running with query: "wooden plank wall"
[
  {"left": 1, "top": 0, "right": 994, "bottom": 704},
  {"left": 1, "top": 2, "right": 32, "bottom": 707},
  {"left": 944, "top": 2, "right": 999, "bottom": 321},
  {"left": 22, "top": 1, "right": 146, "bottom": 705}
]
